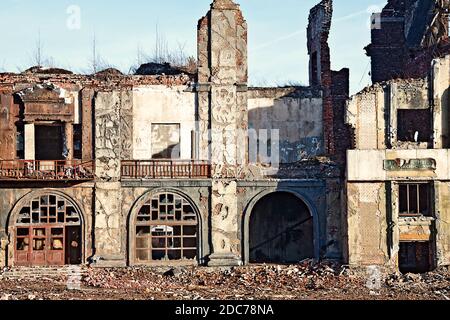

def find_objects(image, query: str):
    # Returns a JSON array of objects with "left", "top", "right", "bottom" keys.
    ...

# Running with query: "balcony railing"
[
  {"left": 0, "top": 160, "right": 95, "bottom": 181},
  {"left": 121, "top": 160, "right": 211, "bottom": 179}
]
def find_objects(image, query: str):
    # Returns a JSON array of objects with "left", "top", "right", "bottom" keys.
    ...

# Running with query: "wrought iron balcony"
[
  {"left": 0, "top": 160, "right": 95, "bottom": 181},
  {"left": 121, "top": 160, "right": 211, "bottom": 179}
]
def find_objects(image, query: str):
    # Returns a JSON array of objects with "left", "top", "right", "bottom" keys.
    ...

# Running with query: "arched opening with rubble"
[{"left": 247, "top": 191, "right": 315, "bottom": 264}]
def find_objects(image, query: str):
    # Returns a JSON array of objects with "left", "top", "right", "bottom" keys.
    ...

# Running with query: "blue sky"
[{"left": 0, "top": 0, "right": 387, "bottom": 94}]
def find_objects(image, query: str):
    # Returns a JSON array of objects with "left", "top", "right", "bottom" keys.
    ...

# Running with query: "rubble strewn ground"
[{"left": 0, "top": 261, "right": 449, "bottom": 300}]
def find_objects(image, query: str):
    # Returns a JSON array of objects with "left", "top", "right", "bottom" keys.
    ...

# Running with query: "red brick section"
[
  {"left": 307, "top": 0, "right": 351, "bottom": 165},
  {"left": 404, "top": 40, "right": 450, "bottom": 79},
  {"left": 331, "top": 69, "right": 353, "bottom": 166},
  {"left": 366, "top": 0, "right": 449, "bottom": 83},
  {"left": 307, "top": 0, "right": 336, "bottom": 157}
]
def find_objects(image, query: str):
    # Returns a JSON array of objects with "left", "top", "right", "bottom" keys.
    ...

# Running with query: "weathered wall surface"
[
  {"left": 432, "top": 55, "right": 450, "bottom": 149},
  {"left": 0, "top": 186, "right": 94, "bottom": 267},
  {"left": 348, "top": 149, "right": 450, "bottom": 181},
  {"left": 0, "top": 91, "right": 16, "bottom": 160},
  {"left": 197, "top": 0, "right": 249, "bottom": 267},
  {"left": 248, "top": 91, "right": 324, "bottom": 162},
  {"left": 346, "top": 75, "right": 446, "bottom": 150},
  {"left": 93, "top": 90, "right": 133, "bottom": 266},
  {"left": 436, "top": 181, "right": 450, "bottom": 266},
  {"left": 347, "top": 182, "right": 389, "bottom": 266},
  {"left": 132, "top": 86, "right": 196, "bottom": 160}
]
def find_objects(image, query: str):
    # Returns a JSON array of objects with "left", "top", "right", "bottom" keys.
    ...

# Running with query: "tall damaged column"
[
  {"left": 307, "top": 0, "right": 334, "bottom": 155},
  {"left": 197, "top": 0, "right": 248, "bottom": 266},
  {"left": 93, "top": 90, "right": 132, "bottom": 267}
]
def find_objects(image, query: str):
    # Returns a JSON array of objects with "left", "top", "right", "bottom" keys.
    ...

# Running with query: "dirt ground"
[{"left": 0, "top": 261, "right": 449, "bottom": 300}]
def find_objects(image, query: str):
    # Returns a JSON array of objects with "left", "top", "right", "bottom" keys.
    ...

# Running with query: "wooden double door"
[{"left": 15, "top": 225, "right": 81, "bottom": 266}]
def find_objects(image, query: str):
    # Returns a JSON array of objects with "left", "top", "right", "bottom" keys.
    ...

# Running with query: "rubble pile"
[
  {"left": 84, "top": 260, "right": 359, "bottom": 293},
  {"left": 0, "top": 262, "right": 449, "bottom": 300}
]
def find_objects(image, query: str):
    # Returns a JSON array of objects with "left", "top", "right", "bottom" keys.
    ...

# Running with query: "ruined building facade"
[
  {"left": 1, "top": 0, "right": 448, "bottom": 274},
  {"left": 0, "top": 0, "right": 346, "bottom": 268},
  {"left": 347, "top": 0, "right": 450, "bottom": 273}
]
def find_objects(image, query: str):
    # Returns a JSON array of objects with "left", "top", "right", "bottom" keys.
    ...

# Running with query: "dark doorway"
[
  {"left": 35, "top": 125, "right": 64, "bottom": 160},
  {"left": 399, "top": 242, "right": 433, "bottom": 274},
  {"left": 66, "top": 226, "right": 82, "bottom": 265},
  {"left": 249, "top": 192, "right": 314, "bottom": 264}
]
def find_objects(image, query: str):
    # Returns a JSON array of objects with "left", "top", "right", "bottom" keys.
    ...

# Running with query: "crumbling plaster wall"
[
  {"left": 435, "top": 181, "right": 450, "bottom": 265},
  {"left": 346, "top": 76, "right": 446, "bottom": 150},
  {"left": 432, "top": 55, "right": 450, "bottom": 149},
  {"left": 197, "top": 0, "right": 249, "bottom": 267},
  {"left": 347, "top": 182, "right": 390, "bottom": 267},
  {"left": 248, "top": 92, "right": 324, "bottom": 162},
  {"left": 94, "top": 90, "right": 133, "bottom": 265},
  {"left": 132, "top": 86, "right": 196, "bottom": 160},
  {"left": 0, "top": 186, "right": 94, "bottom": 267}
]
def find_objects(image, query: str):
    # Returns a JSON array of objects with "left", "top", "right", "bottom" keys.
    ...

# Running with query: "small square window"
[{"left": 399, "top": 183, "right": 431, "bottom": 217}]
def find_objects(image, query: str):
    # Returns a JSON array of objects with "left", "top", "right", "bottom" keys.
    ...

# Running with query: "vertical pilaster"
[
  {"left": 198, "top": 0, "right": 248, "bottom": 266},
  {"left": 24, "top": 123, "right": 35, "bottom": 160},
  {"left": 92, "top": 91, "right": 125, "bottom": 267},
  {"left": 64, "top": 122, "right": 74, "bottom": 160}
]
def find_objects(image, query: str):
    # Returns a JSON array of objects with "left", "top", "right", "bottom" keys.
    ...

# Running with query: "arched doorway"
[
  {"left": 249, "top": 192, "right": 314, "bottom": 264},
  {"left": 13, "top": 193, "right": 82, "bottom": 266},
  {"left": 131, "top": 191, "right": 200, "bottom": 264}
]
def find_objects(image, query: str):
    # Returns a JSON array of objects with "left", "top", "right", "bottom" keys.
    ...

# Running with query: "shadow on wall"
[
  {"left": 442, "top": 88, "right": 450, "bottom": 148},
  {"left": 151, "top": 144, "right": 181, "bottom": 159},
  {"left": 248, "top": 93, "right": 324, "bottom": 164}
]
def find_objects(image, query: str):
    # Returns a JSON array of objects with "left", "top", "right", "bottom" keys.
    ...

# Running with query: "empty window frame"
[
  {"left": 73, "top": 124, "right": 82, "bottom": 160},
  {"left": 398, "top": 183, "right": 431, "bottom": 217},
  {"left": 16, "top": 194, "right": 81, "bottom": 226},
  {"left": 151, "top": 124, "right": 181, "bottom": 159},
  {"left": 16, "top": 124, "right": 24, "bottom": 159},
  {"left": 135, "top": 192, "right": 198, "bottom": 263},
  {"left": 397, "top": 109, "right": 431, "bottom": 143}
]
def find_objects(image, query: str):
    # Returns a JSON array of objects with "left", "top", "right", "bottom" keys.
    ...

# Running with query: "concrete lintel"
[
  {"left": 207, "top": 253, "right": 243, "bottom": 267},
  {"left": 237, "top": 179, "right": 325, "bottom": 188},
  {"left": 120, "top": 179, "right": 213, "bottom": 188}
]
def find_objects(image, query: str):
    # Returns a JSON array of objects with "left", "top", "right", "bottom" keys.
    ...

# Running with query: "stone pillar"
[
  {"left": 24, "top": 123, "right": 35, "bottom": 160},
  {"left": 81, "top": 88, "right": 95, "bottom": 162},
  {"left": 92, "top": 91, "right": 126, "bottom": 267},
  {"left": 64, "top": 122, "right": 74, "bottom": 160},
  {"left": 198, "top": 0, "right": 248, "bottom": 266}
]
